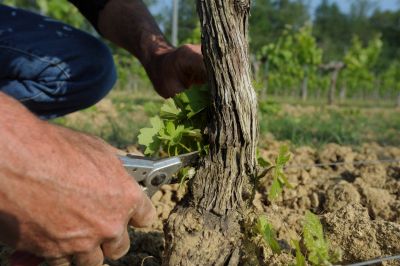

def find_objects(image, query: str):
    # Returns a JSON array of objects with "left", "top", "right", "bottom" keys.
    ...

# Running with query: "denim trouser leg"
[{"left": 0, "top": 5, "right": 117, "bottom": 119}]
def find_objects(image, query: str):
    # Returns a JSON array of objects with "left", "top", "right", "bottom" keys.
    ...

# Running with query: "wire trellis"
[
  {"left": 284, "top": 158, "right": 400, "bottom": 170},
  {"left": 336, "top": 254, "right": 400, "bottom": 266}
]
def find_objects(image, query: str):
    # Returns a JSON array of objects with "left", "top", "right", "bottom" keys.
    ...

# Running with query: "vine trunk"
[{"left": 163, "top": 0, "right": 259, "bottom": 265}]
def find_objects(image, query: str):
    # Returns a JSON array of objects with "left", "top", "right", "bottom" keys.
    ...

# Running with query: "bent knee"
[
  {"left": 44, "top": 34, "right": 117, "bottom": 108},
  {"left": 68, "top": 34, "right": 117, "bottom": 102}
]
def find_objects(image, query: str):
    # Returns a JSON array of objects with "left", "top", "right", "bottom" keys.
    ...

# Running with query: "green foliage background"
[
  {"left": 3, "top": 0, "right": 399, "bottom": 105},
  {"left": 2, "top": 0, "right": 400, "bottom": 149}
]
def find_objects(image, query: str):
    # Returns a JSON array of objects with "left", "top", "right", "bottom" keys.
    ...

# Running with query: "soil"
[{"left": 1, "top": 141, "right": 399, "bottom": 266}]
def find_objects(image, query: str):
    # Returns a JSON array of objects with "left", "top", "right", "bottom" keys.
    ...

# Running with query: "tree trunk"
[
  {"left": 320, "top": 61, "right": 345, "bottom": 105},
  {"left": 301, "top": 66, "right": 309, "bottom": 101},
  {"left": 163, "top": 0, "right": 258, "bottom": 265},
  {"left": 339, "top": 85, "right": 346, "bottom": 102},
  {"left": 261, "top": 61, "right": 269, "bottom": 100},
  {"left": 328, "top": 69, "right": 339, "bottom": 105}
]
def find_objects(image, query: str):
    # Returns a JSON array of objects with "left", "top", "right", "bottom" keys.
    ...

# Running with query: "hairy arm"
[
  {"left": 0, "top": 92, "right": 155, "bottom": 264},
  {"left": 98, "top": 0, "right": 170, "bottom": 68},
  {"left": 97, "top": 0, "right": 206, "bottom": 98}
]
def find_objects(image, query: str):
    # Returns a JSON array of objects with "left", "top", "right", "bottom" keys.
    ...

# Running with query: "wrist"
[
  {"left": 140, "top": 40, "right": 174, "bottom": 72},
  {"left": 142, "top": 45, "right": 176, "bottom": 96}
]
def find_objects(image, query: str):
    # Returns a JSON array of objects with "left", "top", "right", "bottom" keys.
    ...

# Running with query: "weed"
[
  {"left": 256, "top": 216, "right": 281, "bottom": 254},
  {"left": 137, "top": 85, "right": 210, "bottom": 156},
  {"left": 256, "top": 211, "right": 341, "bottom": 266},
  {"left": 257, "top": 145, "right": 293, "bottom": 201},
  {"left": 303, "top": 211, "right": 332, "bottom": 265}
]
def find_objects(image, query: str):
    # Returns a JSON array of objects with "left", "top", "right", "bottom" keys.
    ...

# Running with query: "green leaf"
[
  {"left": 303, "top": 211, "right": 330, "bottom": 266},
  {"left": 160, "top": 122, "right": 193, "bottom": 148},
  {"left": 165, "top": 121, "right": 177, "bottom": 137},
  {"left": 277, "top": 171, "right": 294, "bottom": 189},
  {"left": 276, "top": 145, "right": 291, "bottom": 167},
  {"left": 138, "top": 116, "right": 164, "bottom": 155},
  {"left": 178, "top": 167, "right": 196, "bottom": 187},
  {"left": 268, "top": 145, "right": 293, "bottom": 201},
  {"left": 256, "top": 216, "right": 281, "bottom": 254},
  {"left": 175, "top": 85, "right": 210, "bottom": 118},
  {"left": 268, "top": 177, "right": 283, "bottom": 201},
  {"left": 185, "top": 128, "right": 203, "bottom": 139},
  {"left": 291, "top": 240, "right": 307, "bottom": 266},
  {"left": 160, "top": 99, "right": 182, "bottom": 120},
  {"left": 257, "top": 148, "right": 271, "bottom": 168}
]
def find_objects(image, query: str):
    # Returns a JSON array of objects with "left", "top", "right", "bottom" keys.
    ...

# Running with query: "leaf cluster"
[
  {"left": 138, "top": 86, "right": 210, "bottom": 156},
  {"left": 255, "top": 216, "right": 282, "bottom": 254},
  {"left": 342, "top": 35, "right": 383, "bottom": 94},
  {"left": 258, "top": 24, "right": 322, "bottom": 80},
  {"left": 256, "top": 212, "right": 341, "bottom": 266},
  {"left": 303, "top": 211, "right": 342, "bottom": 265},
  {"left": 268, "top": 146, "right": 293, "bottom": 201}
]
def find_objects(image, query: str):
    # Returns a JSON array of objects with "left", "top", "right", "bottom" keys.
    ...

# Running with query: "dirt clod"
[{"left": 1, "top": 142, "right": 399, "bottom": 265}]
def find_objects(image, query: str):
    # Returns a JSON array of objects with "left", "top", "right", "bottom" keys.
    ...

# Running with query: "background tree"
[
  {"left": 257, "top": 25, "right": 321, "bottom": 100},
  {"left": 341, "top": 35, "right": 382, "bottom": 100},
  {"left": 380, "top": 60, "right": 400, "bottom": 107},
  {"left": 349, "top": 0, "right": 377, "bottom": 43},
  {"left": 314, "top": 0, "right": 350, "bottom": 61},
  {"left": 164, "top": 0, "right": 259, "bottom": 264},
  {"left": 295, "top": 24, "right": 323, "bottom": 100},
  {"left": 250, "top": 0, "right": 309, "bottom": 52},
  {"left": 370, "top": 8, "right": 400, "bottom": 70}
]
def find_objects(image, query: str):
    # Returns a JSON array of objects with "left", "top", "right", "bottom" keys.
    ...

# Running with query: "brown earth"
[{"left": 1, "top": 141, "right": 399, "bottom": 265}]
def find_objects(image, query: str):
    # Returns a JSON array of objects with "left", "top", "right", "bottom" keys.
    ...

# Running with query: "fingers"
[
  {"left": 74, "top": 247, "right": 104, "bottom": 266},
  {"left": 187, "top": 44, "right": 207, "bottom": 83},
  {"left": 128, "top": 185, "right": 157, "bottom": 228},
  {"left": 47, "top": 257, "right": 72, "bottom": 266},
  {"left": 102, "top": 230, "right": 130, "bottom": 261}
]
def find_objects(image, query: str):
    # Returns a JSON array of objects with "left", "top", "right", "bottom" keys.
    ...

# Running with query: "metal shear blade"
[{"left": 119, "top": 151, "right": 199, "bottom": 197}]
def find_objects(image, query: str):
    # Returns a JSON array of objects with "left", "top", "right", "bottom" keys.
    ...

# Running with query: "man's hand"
[
  {"left": 0, "top": 93, "right": 156, "bottom": 265},
  {"left": 98, "top": 0, "right": 206, "bottom": 98},
  {"left": 147, "top": 44, "right": 206, "bottom": 98}
]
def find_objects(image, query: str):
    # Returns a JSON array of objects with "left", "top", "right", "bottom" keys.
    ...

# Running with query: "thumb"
[{"left": 10, "top": 251, "right": 43, "bottom": 266}]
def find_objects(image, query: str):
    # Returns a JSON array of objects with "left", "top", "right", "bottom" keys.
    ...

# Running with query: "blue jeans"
[{"left": 0, "top": 5, "right": 117, "bottom": 119}]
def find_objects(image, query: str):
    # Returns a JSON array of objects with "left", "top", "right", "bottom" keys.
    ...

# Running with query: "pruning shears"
[{"left": 119, "top": 151, "right": 199, "bottom": 197}]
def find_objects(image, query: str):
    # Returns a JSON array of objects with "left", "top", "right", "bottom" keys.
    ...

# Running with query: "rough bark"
[{"left": 163, "top": 0, "right": 258, "bottom": 265}]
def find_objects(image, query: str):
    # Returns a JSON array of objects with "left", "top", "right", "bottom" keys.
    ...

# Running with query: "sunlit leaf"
[
  {"left": 256, "top": 216, "right": 281, "bottom": 254},
  {"left": 138, "top": 116, "right": 164, "bottom": 155}
]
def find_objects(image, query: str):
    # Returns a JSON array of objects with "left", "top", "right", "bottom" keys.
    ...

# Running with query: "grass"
[
  {"left": 51, "top": 88, "right": 400, "bottom": 149},
  {"left": 259, "top": 101, "right": 400, "bottom": 147}
]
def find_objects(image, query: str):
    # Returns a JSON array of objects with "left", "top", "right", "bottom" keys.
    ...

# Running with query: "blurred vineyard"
[
  {"left": 2, "top": 0, "right": 399, "bottom": 107},
  {"left": 2, "top": 0, "right": 399, "bottom": 149}
]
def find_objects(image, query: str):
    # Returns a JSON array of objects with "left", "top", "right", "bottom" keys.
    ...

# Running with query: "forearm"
[
  {"left": 0, "top": 93, "right": 156, "bottom": 259},
  {"left": 0, "top": 92, "right": 48, "bottom": 161},
  {"left": 98, "top": 0, "right": 173, "bottom": 68},
  {"left": 0, "top": 93, "right": 50, "bottom": 218}
]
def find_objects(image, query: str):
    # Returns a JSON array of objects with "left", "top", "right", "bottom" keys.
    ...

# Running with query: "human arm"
[
  {"left": 0, "top": 92, "right": 156, "bottom": 265},
  {"left": 97, "top": 0, "right": 206, "bottom": 98}
]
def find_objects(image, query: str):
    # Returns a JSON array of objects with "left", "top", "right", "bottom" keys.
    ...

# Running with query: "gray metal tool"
[{"left": 119, "top": 151, "right": 199, "bottom": 197}]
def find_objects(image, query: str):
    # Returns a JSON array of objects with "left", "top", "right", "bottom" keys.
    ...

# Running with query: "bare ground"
[{"left": 1, "top": 141, "right": 399, "bottom": 265}]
